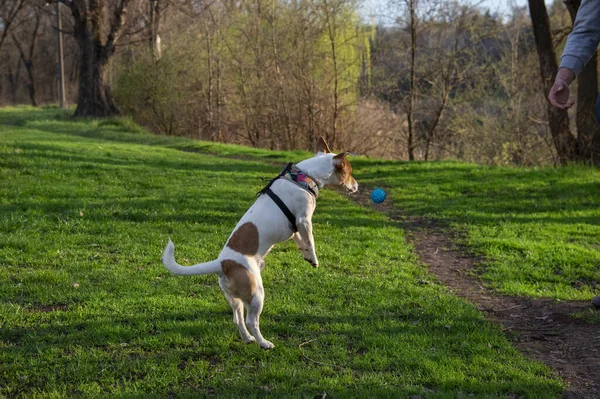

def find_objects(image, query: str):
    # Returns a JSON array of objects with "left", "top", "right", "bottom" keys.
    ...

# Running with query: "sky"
[
  {"left": 478, "top": 0, "right": 529, "bottom": 15},
  {"left": 361, "top": 0, "right": 551, "bottom": 25}
]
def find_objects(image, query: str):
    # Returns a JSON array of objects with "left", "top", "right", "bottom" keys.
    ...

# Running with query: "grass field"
[
  {"left": 2, "top": 106, "right": 596, "bottom": 397},
  {"left": 8, "top": 106, "right": 597, "bottom": 301},
  {"left": 356, "top": 159, "right": 600, "bottom": 301}
]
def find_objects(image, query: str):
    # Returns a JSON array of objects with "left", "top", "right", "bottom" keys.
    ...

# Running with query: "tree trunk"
[
  {"left": 69, "top": 0, "right": 128, "bottom": 117},
  {"left": 424, "top": 89, "right": 449, "bottom": 161},
  {"left": 74, "top": 28, "right": 119, "bottom": 117},
  {"left": 12, "top": 47, "right": 37, "bottom": 106},
  {"left": 528, "top": 0, "right": 578, "bottom": 164},
  {"left": 575, "top": 53, "right": 599, "bottom": 162},
  {"left": 215, "top": 23, "right": 223, "bottom": 142},
  {"left": 7, "top": 58, "right": 22, "bottom": 105},
  {"left": 24, "top": 61, "right": 36, "bottom": 106},
  {"left": 565, "top": 0, "right": 599, "bottom": 164},
  {"left": 12, "top": 11, "right": 40, "bottom": 107},
  {"left": 324, "top": 0, "right": 339, "bottom": 150},
  {"left": 406, "top": 0, "right": 417, "bottom": 161},
  {"left": 148, "top": 0, "right": 161, "bottom": 59},
  {"left": 205, "top": 19, "right": 214, "bottom": 140},
  {"left": 269, "top": 0, "right": 293, "bottom": 150},
  {"left": 0, "top": 0, "right": 25, "bottom": 54}
]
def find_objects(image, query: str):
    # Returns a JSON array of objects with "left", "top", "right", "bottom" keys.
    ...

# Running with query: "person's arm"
[
  {"left": 559, "top": 0, "right": 600, "bottom": 76},
  {"left": 549, "top": 0, "right": 600, "bottom": 109}
]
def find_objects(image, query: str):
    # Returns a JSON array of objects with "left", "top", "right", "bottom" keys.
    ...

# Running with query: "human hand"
[
  {"left": 548, "top": 68, "right": 575, "bottom": 109},
  {"left": 549, "top": 80, "right": 575, "bottom": 109}
]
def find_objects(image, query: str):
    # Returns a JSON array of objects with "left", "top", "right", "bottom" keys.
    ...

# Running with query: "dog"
[{"left": 162, "top": 137, "right": 358, "bottom": 349}]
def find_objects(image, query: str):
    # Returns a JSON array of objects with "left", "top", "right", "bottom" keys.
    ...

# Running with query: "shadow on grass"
[
  {"left": 16, "top": 109, "right": 588, "bottom": 229},
  {"left": 0, "top": 107, "right": 569, "bottom": 397},
  {"left": 13, "top": 142, "right": 280, "bottom": 175},
  {"left": 1, "top": 301, "right": 560, "bottom": 397},
  {"left": 1, "top": 109, "right": 311, "bottom": 162},
  {"left": 0, "top": 196, "right": 409, "bottom": 237}
]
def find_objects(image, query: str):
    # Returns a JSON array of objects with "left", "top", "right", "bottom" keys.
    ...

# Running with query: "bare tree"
[
  {"left": 528, "top": 0, "right": 578, "bottom": 164},
  {"left": 148, "top": 0, "right": 162, "bottom": 58},
  {"left": 382, "top": 1, "right": 494, "bottom": 161},
  {"left": 422, "top": 4, "right": 473, "bottom": 160},
  {"left": 11, "top": 2, "right": 41, "bottom": 106},
  {"left": 0, "top": 0, "right": 25, "bottom": 54},
  {"left": 6, "top": 56, "right": 22, "bottom": 104},
  {"left": 564, "top": 0, "right": 599, "bottom": 164},
  {"left": 58, "top": 0, "right": 130, "bottom": 117},
  {"left": 405, "top": 0, "right": 417, "bottom": 160}
]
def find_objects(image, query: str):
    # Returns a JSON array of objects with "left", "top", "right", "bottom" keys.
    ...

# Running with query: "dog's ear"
[
  {"left": 316, "top": 137, "right": 331, "bottom": 155},
  {"left": 333, "top": 152, "right": 349, "bottom": 167}
]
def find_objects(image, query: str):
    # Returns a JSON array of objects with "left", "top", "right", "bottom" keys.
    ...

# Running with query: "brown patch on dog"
[
  {"left": 333, "top": 152, "right": 356, "bottom": 186},
  {"left": 221, "top": 260, "right": 257, "bottom": 304},
  {"left": 226, "top": 222, "right": 259, "bottom": 255}
]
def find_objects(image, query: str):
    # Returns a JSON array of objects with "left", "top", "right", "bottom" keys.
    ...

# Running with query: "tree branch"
[
  {"left": 57, "top": 0, "right": 74, "bottom": 8},
  {"left": 11, "top": 31, "right": 27, "bottom": 63},
  {"left": 0, "top": 0, "right": 26, "bottom": 53},
  {"left": 101, "top": 0, "right": 128, "bottom": 63},
  {"left": 28, "top": 11, "right": 41, "bottom": 61}
]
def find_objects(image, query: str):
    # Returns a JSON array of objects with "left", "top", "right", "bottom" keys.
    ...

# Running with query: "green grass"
[
  {"left": 0, "top": 106, "right": 565, "bottom": 397},
  {"left": 354, "top": 160, "right": 600, "bottom": 302},
  {"left": 573, "top": 308, "right": 600, "bottom": 324}
]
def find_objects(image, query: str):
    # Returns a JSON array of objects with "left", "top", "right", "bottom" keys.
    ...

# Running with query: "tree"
[
  {"left": 488, "top": 5, "right": 553, "bottom": 165},
  {"left": 11, "top": 1, "right": 41, "bottom": 106},
  {"left": 405, "top": 0, "right": 417, "bottom": 160},
  {"left": 377, "top": 0, "right": 493, "bottom": 161},
  {"left": 59, "top": 0, "right": 129, "bottom": 117},
  {"left": 528, "top": 0, "right": 578, "bottom": 164},
  {"left": 148, "top": 0, "right": 161, "bottom": 59},
  {"left": 564, "top": 0, "right": 599, "bottom": 164},
  {"left": 316, "top": 0, "right": 366, "bottom": 150},
  {"left": 0, "top": 0, "right": 25, "bottom": 54},
  {"left": 6, "top": 56, "right": 22, "bottom": 104}
]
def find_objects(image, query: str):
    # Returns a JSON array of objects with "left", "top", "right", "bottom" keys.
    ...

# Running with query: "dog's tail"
[{"left": 162, "top": 239, "right": 222, "bottom": 276}]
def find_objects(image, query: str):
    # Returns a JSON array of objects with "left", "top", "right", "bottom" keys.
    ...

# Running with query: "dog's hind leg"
[
  {"left": 245, "top": 287, "right": 274, "bottom": 349},
  {"left": 219, "top": 277, "right": 255, "bottom": 344},
  {"left": 226, "top": 293, "right": 255, "bottom": 343}
]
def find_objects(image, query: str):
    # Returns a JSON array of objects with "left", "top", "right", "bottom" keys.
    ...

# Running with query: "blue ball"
[{"left": 371, "top": 188, "right": 387, "bottom": 204}]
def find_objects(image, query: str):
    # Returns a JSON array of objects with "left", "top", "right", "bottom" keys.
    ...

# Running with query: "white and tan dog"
[{"left": 162, "top": 137, "right": 358, "bottom": 349}]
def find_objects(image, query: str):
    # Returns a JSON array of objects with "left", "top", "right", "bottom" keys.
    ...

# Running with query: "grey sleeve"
[{"left": 559, "top": 0, "right": 600, "bottom": 76}]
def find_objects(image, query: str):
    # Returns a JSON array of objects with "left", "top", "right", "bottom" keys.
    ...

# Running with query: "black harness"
[{"left": 257, "top": 163, "right": 319, "bottom": 233}]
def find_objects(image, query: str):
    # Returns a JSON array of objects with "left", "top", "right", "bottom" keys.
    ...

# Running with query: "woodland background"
[{"left": 0, "top": 0, "right": 598, "bottom": 166}]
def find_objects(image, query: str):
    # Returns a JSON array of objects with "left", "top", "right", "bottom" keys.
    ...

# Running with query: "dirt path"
[{"left": 346, "top": 188, "right": 600, "bottom": 399}]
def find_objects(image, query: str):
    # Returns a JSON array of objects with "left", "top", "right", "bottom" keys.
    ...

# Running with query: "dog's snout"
[{"left": 345, "top": 179, "right": 359, "bottom": 193}]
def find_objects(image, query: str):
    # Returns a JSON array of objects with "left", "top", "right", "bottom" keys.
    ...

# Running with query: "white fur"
[{"left": 162, "top": 145, "right": 358, "bottom": 349}]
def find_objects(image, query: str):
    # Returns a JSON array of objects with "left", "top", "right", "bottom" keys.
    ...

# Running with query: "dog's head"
[{"left": 314, "top": 137, "right": 359, "bottom": 193}]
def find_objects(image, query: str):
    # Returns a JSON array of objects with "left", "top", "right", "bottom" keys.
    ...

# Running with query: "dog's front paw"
[{"left": 259, "top": 340, "right": 275, "bottom": 349}]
